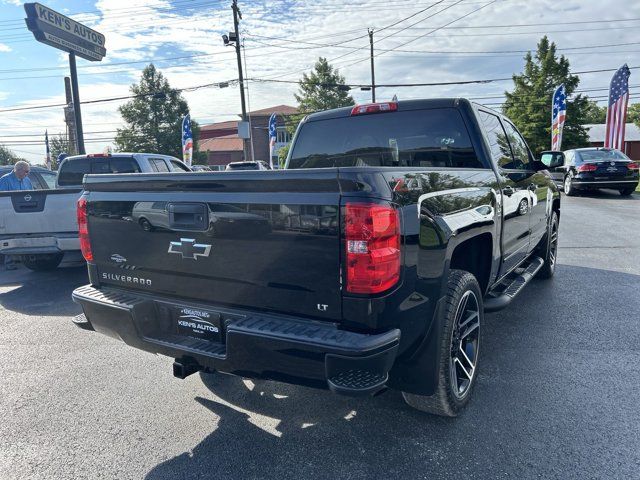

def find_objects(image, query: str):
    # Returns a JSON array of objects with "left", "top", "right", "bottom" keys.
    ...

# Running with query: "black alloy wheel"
[
  {"left": 449, "top": 290, "right": 481, "bottom": 399},
  {"left": 402, "top": 270, "right": 483, "bottom": 416}
]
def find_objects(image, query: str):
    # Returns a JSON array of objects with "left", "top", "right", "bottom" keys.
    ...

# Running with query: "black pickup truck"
[{"left": 72, "top": 99, "right": 562, "bottom": 416}]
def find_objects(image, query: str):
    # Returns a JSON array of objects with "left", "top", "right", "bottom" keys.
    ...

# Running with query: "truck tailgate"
[
  {"left": 84, "top": 171, "right": 344, "bottom": 321},
  {"left": 0, "top": 189, "right": 81, "bottom": 236}
]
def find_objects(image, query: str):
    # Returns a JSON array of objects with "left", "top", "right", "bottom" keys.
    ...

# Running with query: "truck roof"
[{"left": 304, "top": 98, "right": 478, "bottom": 122}]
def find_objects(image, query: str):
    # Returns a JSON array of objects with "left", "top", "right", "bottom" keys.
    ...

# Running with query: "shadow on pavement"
[
  {"left": 0, "top": 266, "right": 88, "bottom": 316},
  {"left": 568, "top": 188, "right": 639, "bottom": 200},
  {"left": 145, "top": 264, "right": 640, "bottom": 479}
]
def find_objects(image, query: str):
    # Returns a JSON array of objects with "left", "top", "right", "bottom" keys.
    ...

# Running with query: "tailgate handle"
[{"left": 167, "top": 203, "right": 208, "bottom": 231}]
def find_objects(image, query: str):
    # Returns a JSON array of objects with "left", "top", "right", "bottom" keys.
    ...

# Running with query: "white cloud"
[{"left": 0, "top": 44, "right": 11, "bottom": 52}]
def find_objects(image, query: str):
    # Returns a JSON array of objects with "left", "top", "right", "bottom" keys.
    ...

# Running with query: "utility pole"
[
  {"left": 68, "top": 52, "right": 85, "bottom": 155},
  {"left": 368, "top": 28, "right": 376, "bottom": 103},
  {"left": 232, "top": 0, "right": 250, "bottom": 161},
  {"left": 63, "top": 77, "right": 77, "bottom": 155}
]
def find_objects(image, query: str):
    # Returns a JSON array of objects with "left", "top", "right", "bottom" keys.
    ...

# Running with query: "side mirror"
[{"left": 540, "top": 151, "right": 564, "bottom": 169}]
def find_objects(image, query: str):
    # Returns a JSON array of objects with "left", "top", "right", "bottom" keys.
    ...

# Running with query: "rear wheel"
[
  {"left": 402, "top": 270, "right": 482, "bottom": 417},
  {"left": 620, "top": 188, "right": 635, "bottom": 196},
  {"left": 564, "top": 174, "right": 576, "bottom": 196},
  {"left": 21, "top": 253, "right": 64, "bottom": 271},
  {"left": 139, "top": 218, "right": 153, "bottom": 231},
  {"left": 537, "top": 211, "right": 559, "bottom": 279}
]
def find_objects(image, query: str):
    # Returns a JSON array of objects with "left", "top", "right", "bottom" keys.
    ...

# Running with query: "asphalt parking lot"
[{"left": 1, "top": 190, "right": 638, "bottom": 479}]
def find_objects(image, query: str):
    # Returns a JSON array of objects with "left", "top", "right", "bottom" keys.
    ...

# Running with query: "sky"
[{"left": 0, "top": 0, "right": 638, "bottom": 164}]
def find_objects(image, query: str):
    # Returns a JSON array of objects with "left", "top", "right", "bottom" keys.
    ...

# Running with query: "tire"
[
  {"left": 402, "top": 270, "right": 482, "bottom": 417},
  {"left": 564, "top": 174, "right": 576, "bottom": 196},
  {"left": 620, "top": 188, "right": 635, "bottom": 196},
  {"left": 139, "top": 218, "right": 153, "bottom": 231},
  {"left": 517, "top": 198, "right": 528, "bottom": 216},
  {"left": 537, "top": 211, "right": 559, "bottom": 279},
  {"left": 21, "top": 253, "right": 64, "bottom": 271}
]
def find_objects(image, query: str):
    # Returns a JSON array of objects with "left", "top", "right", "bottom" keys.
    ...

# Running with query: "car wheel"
[
  {"left": 402, "top": 270, "right": 482, "bottom": 417},
  {"left": 517, "top": 198, "right": 528, "bottom": 216},
  {"left": 21, "top": 253, "right": 64, "bottom": 271},
  {"left": 139, "top": 218, "right": 153, "bottom": 231},
  {"left": 537, "top": 211, "right": 559, "bottom": 279},
  {"left": 620, "top": 188, "right": 635, "bottom": 196},
  {"left": 564, "top": 175, "right": 576, "bottom": 196}
]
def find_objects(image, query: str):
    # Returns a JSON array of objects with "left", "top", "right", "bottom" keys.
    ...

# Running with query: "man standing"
[
  {"left": 0, "top": 161, "right": 33, "bottom": 191},
  {"left": 0, "top": 161, "right": 33, "bottom": 270}
]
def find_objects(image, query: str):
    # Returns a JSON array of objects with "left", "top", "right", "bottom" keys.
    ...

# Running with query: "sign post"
[
  {"left": 24, "top": 3, "right": 106, "bottom": 155},
  {"left": 68, "top": 52, "right": 85, "bottom": 154}
]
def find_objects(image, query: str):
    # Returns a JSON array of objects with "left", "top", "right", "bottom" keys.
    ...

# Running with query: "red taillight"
[
  {"left": 350, "top": 102, "right": 398, "bottom": 116},
  {"left": 577, "top": 163, "right": 598, "bottom": 172},
  {"left": 345, "top": 203, "right": 400, "bottom": 294},
  {"left": 77, "top": 197, "right": 93, "bottom": 262},
  {"left": 627, "top": 162, "right": 639, "bottom": 170}
]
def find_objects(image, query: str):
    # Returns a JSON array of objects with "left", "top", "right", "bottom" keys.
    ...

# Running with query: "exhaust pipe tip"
[{"left": 173, "top": 360, "right": 201, "bottom": 379}]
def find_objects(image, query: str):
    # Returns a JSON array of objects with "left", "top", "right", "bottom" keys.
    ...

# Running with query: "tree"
[
  {"left": 115, "top": 64, "right": 200, "bottom": 159},
  {"left": 49, "top": 133, "right": 72, "bottom": 169},
  {"left": 583, "top": 101, "right": 607, "bottom": 124},
  {"left": 628, "top": 103, "right": 640, "bottom": 125},
  {"left": 289, "top": 57, "right": 355, "bottom": 133},
  {"left": 0, "top": 145, "right": 24, "bottom": 166},
  {"left": 277, "top": 144, "right": 290, "bottom": 168},
  {"left": 503, "top": 36, "right": 590, "bottom": 155}
]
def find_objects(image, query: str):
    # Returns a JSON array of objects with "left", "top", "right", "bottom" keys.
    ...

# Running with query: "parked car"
[
  {"left": 225, "top": 161, "right": 271, "bottom": 171},
  {"left": 0, "top": 165, "right": 57, "bottom": 190},
  {"left": 72, "top": 99, "right": 561, "bottom": 417},
  {"left": 190, "top": 165, "right": 212, "bottom": 172},
  {"left": 546, "top": 147, "right": 639, "bottom": 196},
  {"left": 0, "top": 153, "right": 191, "bottom": 271}
]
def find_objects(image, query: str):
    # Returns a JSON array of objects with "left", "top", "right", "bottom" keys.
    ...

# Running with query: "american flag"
[
  {"left": 551, "top": 84, "right": 566, "bottom": 151},
  {"left": 604, "top": 64, "right": 631, "bottom": 150},
  {"left": 268, "top": 112, "right": 277, "bottom": 169},
  {"left": 182, "top": 114, "right": 193, "bottom": 166},
  {"left": 45, "top": 130, "right": 51, "bottom": 170}
]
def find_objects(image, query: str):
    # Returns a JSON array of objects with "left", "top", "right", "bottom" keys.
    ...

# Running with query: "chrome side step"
[{"left": 484, "top": 256, "right": 544, "bottom": 313}]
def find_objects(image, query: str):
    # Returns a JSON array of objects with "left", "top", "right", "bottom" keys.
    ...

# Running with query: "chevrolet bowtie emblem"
[{"left": 168, "top": 238, "right": 211, "bottom": 260}]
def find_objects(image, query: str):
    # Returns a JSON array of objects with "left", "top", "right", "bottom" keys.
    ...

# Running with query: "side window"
[
  {"left": 572, "top": 151, "right": 580, "bottom": 165},
  {"left": 149, "top": 158, "right": 170, "bottom": 172},
  {"left": 170, "top": 159, "right": 191, "bottom": 172},
  {"left": 26, "top": 172, "right": 44, "bottom": 189},
  {"left": 502, "top": 121, "right": 533, "bottom": 170},
  {"left": 39, "top": 170, "right": 57, "bottom": 189},
  {"left": 58, "top": 158, "right": 90, "bottom": 186},
  {"left": 109, "top": 157, "right": 141, "bottom": 174},
  {"left": 478, "top": 110, "right": 512, "bottom": 167},
  {"left": 564, "top": 151, "right": 574, "bottom": 166}
]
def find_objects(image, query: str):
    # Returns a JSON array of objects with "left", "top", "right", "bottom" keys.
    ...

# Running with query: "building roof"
[
  {"left": 586, "top": 123, "right": 640, "bottom": 142},
  {"left": 248, "top": 105, "right": 298, "bottom": 116},
  {"left": 200, "top": 120, "right": 238, "bottom": 132},
  {"left": 199, "top": 134, "right": 243, "bottom": 152}
]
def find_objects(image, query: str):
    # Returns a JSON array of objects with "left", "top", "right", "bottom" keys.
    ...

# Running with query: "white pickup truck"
[{"left": 0, "top": 153, "right": 190, "bottom": 271}]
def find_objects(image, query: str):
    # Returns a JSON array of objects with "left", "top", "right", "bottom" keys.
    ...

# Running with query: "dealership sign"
[{"left": 24, "top": 3, "right": 106, "bottom": 62}]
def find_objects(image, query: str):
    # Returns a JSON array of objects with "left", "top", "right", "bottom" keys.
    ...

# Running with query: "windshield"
[
  {"left": 578, "top": 149, "right": 629, "bottom": 162},
  {"left": 288, "top": 108, "right": 483, "bottom": 169}
]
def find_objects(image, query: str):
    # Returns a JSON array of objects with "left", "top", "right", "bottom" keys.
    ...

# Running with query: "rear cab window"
[
  {"left": 149, "top": 158, "right": 170, "bottom": 172},
  {"left": 288, "top": 108, "right": 486, "bottom": 169},
  {"left": 58, "top": 156, "right": 140, "bottom": 186},
  {"left": 170, "top": 159, "right": 190, "bottom": 172}
]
